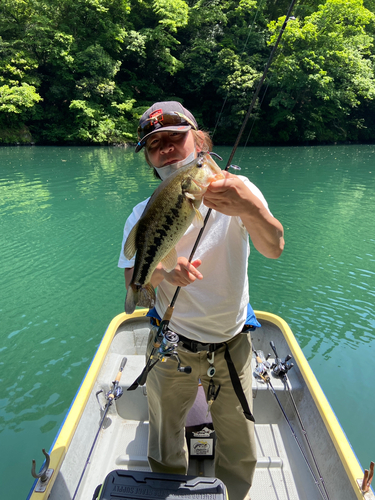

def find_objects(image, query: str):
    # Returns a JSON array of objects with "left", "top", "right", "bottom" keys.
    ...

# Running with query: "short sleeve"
[{"left": 239, "top": 175, "right": 273, "bottom": 217}]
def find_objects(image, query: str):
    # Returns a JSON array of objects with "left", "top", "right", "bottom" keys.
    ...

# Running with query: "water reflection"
[{"left": 0, "top": 175, "right": 52, "bottom": 215}]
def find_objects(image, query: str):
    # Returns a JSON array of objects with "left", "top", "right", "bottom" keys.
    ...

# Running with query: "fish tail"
[
  {"left": 125, "top": 283, "right": 138, "bottom": 314},
  {"left": 125, "top": 282, "right": 156, "bottom": 314}
]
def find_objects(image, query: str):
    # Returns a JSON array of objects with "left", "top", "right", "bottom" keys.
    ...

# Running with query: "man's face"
[{"left": 146, "top": 130, "right": 199, "bottom": 170}]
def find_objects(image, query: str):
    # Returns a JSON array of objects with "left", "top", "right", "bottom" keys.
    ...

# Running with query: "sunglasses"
[{"left": 137, "top": 111, "right": 197, "bottom": 145}]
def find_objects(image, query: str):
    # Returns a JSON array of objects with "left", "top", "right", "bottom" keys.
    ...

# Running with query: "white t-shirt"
[{"left": 118, "top": 175, "right": 271, "bottom": 343}]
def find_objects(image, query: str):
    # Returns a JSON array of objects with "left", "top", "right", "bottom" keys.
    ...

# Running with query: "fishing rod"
[
  {"left": 269, "top": 341, "right": 331, "bottom": 500},
  {"left": 253, "top": 344, "right": 330, "bottom": 500},
  {"left": 72, "top": 357, "right": 127, "bottom": 500},
  {"left": 164, "top": 0, "right": 298, "bottom": 307},
  {"left": 128, "top": 0, "right": 297, "bottom": 389}
]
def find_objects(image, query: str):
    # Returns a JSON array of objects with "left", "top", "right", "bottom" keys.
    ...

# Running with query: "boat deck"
[{"left": 48, "top": 315, "right": 363, "bottom": 500}]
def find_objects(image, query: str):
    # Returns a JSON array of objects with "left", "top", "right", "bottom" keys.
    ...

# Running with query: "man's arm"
[{"left": 203, "top": 171, "right": 284, "bottom": 259}]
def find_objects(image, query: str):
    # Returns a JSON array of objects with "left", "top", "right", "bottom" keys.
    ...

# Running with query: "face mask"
[{"left": 155, "top": 150, "right": 196, "bottom": 181}]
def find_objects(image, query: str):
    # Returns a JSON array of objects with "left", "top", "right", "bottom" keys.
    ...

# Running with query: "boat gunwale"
[
  {"left": 256, "top": 311, "right": 364, "bottom": 499},
  {"left": 27, "top": 310, "right": 148, "bottom": 500}
]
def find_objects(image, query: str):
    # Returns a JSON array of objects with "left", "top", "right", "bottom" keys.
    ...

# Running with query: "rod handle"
[
  {"left": 270, "top": 341, "right": 279, "bottom": 358},
  {"left": 115, "top": 357, "right": 127, "bottom": 382},
  {"left": 162, "top": 305, "right": 174, "bottom": 323}
]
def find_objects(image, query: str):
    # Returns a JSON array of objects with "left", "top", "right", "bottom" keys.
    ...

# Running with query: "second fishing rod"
[{"left": 253, "top": 342, "right": 330, "bottom": 500}]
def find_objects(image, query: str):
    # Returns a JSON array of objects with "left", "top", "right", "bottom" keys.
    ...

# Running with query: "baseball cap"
[{"left": 135, "top": 101, "right": 198, "bottom": 152}]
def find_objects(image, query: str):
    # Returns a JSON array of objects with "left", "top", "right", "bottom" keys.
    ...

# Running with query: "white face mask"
[{"left": 155, "top": 150, "right": 196, "bottom": 181}]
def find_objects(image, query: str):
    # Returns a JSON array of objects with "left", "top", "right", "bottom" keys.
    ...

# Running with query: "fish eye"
[{"left": 197, "top": 159, "right": 204, "bottom": 168}]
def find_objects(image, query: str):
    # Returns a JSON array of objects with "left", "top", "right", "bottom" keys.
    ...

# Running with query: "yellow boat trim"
[
  {"left": 29, "top": 309, "right": 366, "bottom": 499},
  {"left": 28, "top": 310, "right": 146, "bottom": 500},
  {"left": 255, "top": 310, "right": 364, "bottom": 499}
]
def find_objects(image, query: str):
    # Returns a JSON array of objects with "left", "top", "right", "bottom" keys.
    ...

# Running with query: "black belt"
[
  {"left": 177, "top": 323, "right": 255, "bottom": 353},
  {"left": 178, "top": 334, "right": 226, "bottom": 353},
  {"left": 149, "top": 318, "right": 255, "bottom": 354}
]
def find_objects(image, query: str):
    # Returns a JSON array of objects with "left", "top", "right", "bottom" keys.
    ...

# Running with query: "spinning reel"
[
  {"left": 152, "top": 326, "right": 192, "bottom": 374},
  {"left": 270, "top": 341, "right": 294, "bottom": 379}
]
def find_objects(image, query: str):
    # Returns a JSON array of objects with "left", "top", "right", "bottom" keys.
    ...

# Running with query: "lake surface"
[{"left": 1, "top": 145, "right": 374, "bottom": 498}]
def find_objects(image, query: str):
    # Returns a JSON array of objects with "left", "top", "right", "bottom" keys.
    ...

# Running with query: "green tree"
[
  {"left": 263, "top": 0, "right": 375, "bottom": 143},
  {"left": 158, "top": 0, "right": 269, "bottom": 143},
  {"left": 2, "top": 0, "right": 375, "bottom": 144},
  {"left": 0, "top": 0, "right": 140, "bottom": 143}
]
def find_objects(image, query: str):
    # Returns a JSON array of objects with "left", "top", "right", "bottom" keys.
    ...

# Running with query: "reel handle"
[{"left": 178, "top": 366, "right": 192, "bottom": 374}]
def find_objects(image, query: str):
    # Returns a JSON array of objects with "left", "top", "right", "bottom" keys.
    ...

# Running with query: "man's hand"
[
  {"left": 204, "top": 171, "right": 284, "bottom": 259},
  {"left": 151, "top": 257, "right": 203, "bottom": 288},
  {"left": 203, "top": 171, "right": 250, "bottom": 217}
]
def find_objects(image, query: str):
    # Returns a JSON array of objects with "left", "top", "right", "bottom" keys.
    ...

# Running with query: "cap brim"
[{"left": 135, "top": 125, "right": 192, "bottom": 152}]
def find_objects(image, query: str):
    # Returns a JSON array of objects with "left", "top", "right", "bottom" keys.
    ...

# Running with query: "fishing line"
[
  {"left": 244, "top": 81, "right": 270, "bottom": 146},
  {"left": 168, "top": 0, "right": 298, "bottom": 308},
  {"left": 236, "top": 81, "right": 270, "bottom": 164},
  {"left": 238, "top": 16, "right": 296, "bottom": 158},
  {"left": 211, "top": 0, "right": 266, "bottom": 139},
  {"left": 225, "top": 0, "right": 297, "bottom": 169}
]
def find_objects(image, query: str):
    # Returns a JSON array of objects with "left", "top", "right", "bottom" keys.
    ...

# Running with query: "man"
[{"left": 118, "top": 101, "right": 284, "bottom": 500}]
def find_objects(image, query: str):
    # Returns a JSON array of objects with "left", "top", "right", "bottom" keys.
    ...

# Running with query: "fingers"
[
  {"left": 207, "top": 170, "right": 233, "bottom": 192},
  {"left": 191, "top": 259, "right": 202, "bottom": 269},
  {"left": 202, "top": 197, "right": 218, "bottom": 210},
  {"left": 164, "top": 258, "right": 203, "bottom": 287},
  {"left": 204, "top": 173, "right": 250, "bottom": 216},
  {"left": 181, "top": 258, "right": 203, "bottom": 281}
]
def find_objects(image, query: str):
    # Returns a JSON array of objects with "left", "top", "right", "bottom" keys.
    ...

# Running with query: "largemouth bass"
[{"left": 124, "top": 152, "right": 224, "bottom": 314}]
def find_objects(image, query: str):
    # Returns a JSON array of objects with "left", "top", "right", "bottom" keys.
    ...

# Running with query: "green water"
[{"left": 1, "top": 145, "right": 374, "bottom": 498}]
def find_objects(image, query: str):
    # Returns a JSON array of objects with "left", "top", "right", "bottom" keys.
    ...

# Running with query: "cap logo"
[
  {"left": 149, "top": 109, "right": 162, "bottom": 118},
  {"left": 147, "top": 109, "right": 163, "bottom": 127}
]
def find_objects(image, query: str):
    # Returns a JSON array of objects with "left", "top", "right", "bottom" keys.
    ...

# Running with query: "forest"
[{"left": 1, "top": 0, "right": 375, "bottom": 145}]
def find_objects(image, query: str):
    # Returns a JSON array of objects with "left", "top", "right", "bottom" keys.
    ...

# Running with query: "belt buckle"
[{"left": 195, "top": 342, "right": 210, "bottom": 352}]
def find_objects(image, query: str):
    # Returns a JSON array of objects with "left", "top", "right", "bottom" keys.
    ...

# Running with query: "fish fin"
[
  {"left": 138, "top": 283, "right": 156, "bottom": 309},
  {"left": 192, "top": 207, "right": 204, "bottom": 228},
  {"left": 124, "top": 221, "right": 139, "bottom": 260},
  {"left": 161, "top": 247, "right": 178, "bottom": 272},
  {"left": 125, "top": 282, "right": 155, "bottom": 314}
]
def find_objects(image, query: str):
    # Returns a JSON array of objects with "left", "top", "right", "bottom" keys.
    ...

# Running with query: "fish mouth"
[
  {"left": 193, "top": 170, "right": 223, "bottom": 188},
  {"left": 191, "top": 177, "right": 212, "bottom": 189}
]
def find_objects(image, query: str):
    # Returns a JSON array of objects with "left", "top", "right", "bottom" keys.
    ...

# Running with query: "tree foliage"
[
  {"left": 1, "top": 0, "right": 375, "bottom": 144},
  {"left": 264, "top": 0, "right": 375, "bottom": 142}
]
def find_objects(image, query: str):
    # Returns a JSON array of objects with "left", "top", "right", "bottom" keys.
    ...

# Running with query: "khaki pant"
[{"left": 146, "top": 330, "right": 257, "bottom": 500}]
